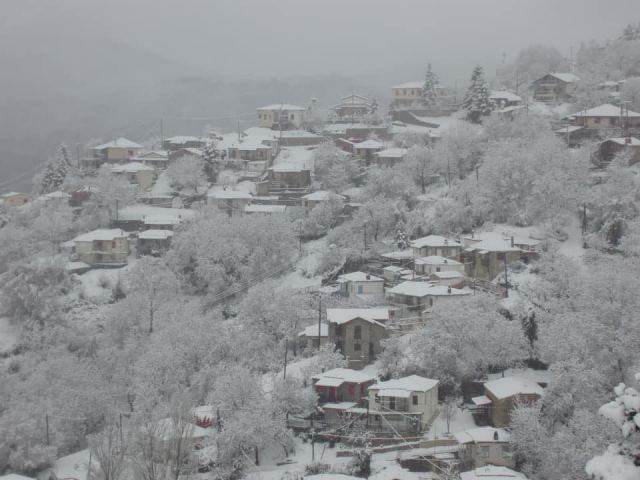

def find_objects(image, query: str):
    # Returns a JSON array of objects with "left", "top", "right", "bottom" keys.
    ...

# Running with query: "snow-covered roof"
[
  {"left": 490, "top": 90, "right": 522, "bottom": 102},
  {"left": 244, "top": 204, "right": 287, "bottom": 213},
  {"left": 472, "top": 395, "right": 492, "bottom": 406},
  {"left": 257, "top": 103, "right": 307, "bottom": 111},
  {"left": 432, "top": 270, "right": 465, "bottom": 279},
  {"left": 484, "top": 376, "right": 544, "bottom": 400},
  {"left": 319, "top": 403, "right": 359, "bottom": 412},
  {"left": 43, "top": 190, "right": 71, "bottom": 199},
  {"left": 138, "top": 229, "right": 174, "bottom": 240},
  {"left": 0, "top": 191, "right": 25, "bottom": 198},
  {"left": 555, "top": 125, "right": 584, "bottom": 133},
  {"left": 460, "top": 466, "right": 527, "bottom": 480},
  {"left": 118, "top": 205, "right": 196, "bottom": 222},
  {"left": 380, "top": 250, "right": 413, "bottom": 260},
  {"left": 337, "top": 271, "right": 383, "bottom": 283},
  {"left": 155, "top": 418, "right": 211, "bottom": 440},
  {"left": 270, "top": 164, "right": 310, "bottom": 173},
  {"left": 464, "top": 232, "right": 522, "bottom": 253},
  {"left": 332, "top": 94, "right": 371, "bottom": 109},
  {"left": 387, "top": 281, "right": 469, "bottom": 298},
  {"left": 548, "top": 72, "right": 580, "bottom": 83},
  {"left": 65, "top": 261, "right": 91, "bottom": 272},
  {"left": 414, "top": 255, "right": 462, "bottom": 266},
  {"left": 354, "top": 139, "right": 384, "bottom": 149},
  {"left": 393, "top": 81, "right": 423, "bottom": 89},
  {"left": 73, "top": 229, "right": 128, "bottom": 243},
  {"left": 111, "top": 162, "right": 155, "bottom": 173},
  {"left": 1, "top": 475, "right": 35, "bottom": 480},
  {"left": 93, "top": 137, "right": 143, "bottom": 149},
  {"left": 411, "top": 235, "right": 461, "bottom": 248},
  {"left": 312, "top": 368, "right": 377, "bottom": 385},
  {"left": 279, "top": 130, "right": 322, "bottom": 138},
  {"left": 573, "top": 103, "right": 640, "bottom": 118},
  {"left": 602, "top": 137, "right": 640, "bottom": 146},
  {"left": 454, "top": 426, "right": 510, "bottom": 444},
  {"left": 133, "top": 150, "right": 169, "bottom": 160},
  {"left": 369, "top": 375, "right": 438, "bottom": 395},
  {"left": 42, "top": 449, "right": 95, "bottom": 480},
  {"left": 326, "top": 308, "right": 390, "bottom": 325},
  {"left": 302, "top": 190, "right": 344, "bottom": 202},
  {"left": 164, "top": 135, "right": 203, "bottom": 144},
  {"left": 298, "top": 323, "right": 328, "bottom": 338},
  {"left": 374, "top": 147, "right": 408, "bottom": 158},
  {"left": 207, "top": 189, "right": 252, "bottom": 199}
]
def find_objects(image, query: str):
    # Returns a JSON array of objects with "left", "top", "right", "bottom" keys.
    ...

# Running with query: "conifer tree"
[
  {"left": 39, "top": 144, "right": 70, "bottom": 193},
  {"left": 463, "top": 65, "right": 493, "bottom": 123},
  {"left": 202, "top": 140, "right": 221, "bottom": 183},
  {"left": 422, "top": 63, "right": 439, "bottom": 108}
]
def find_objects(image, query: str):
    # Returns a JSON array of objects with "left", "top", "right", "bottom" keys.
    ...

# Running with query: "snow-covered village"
[{"left": 1, "top": 2, "right": 640, "bottom": 480}]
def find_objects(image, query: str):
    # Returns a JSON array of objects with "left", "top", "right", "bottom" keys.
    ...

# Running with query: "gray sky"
[{"left": 3, "top": 0, "right": 639, "bottom": 80}]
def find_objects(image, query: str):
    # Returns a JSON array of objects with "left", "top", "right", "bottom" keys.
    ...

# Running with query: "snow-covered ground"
[
  {"left": 423, "top": 406, "right": 477, "bottom": 440},
  {"left": 0, "top": 316, "right": 18, "bottom": 353}
]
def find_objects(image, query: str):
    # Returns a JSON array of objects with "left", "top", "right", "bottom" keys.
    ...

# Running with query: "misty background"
[{"left": 0, "top": 0, "right": 636, "bottom": 191}]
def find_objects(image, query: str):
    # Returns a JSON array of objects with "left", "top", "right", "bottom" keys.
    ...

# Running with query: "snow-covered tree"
[
  {"left": 202, "top": 140, "right": 221, "bottom": 183},
  {"left": 463, "top": 65, "right": 493, "bottom": 123},
  {"left": 37, "top": 144, "right": 71, "bottom": 194},
  {"left": 422, "top": 63, "right": 439, "bottom": 108},
  {"left": 166, "top": 156, "right": 207, "bottom": 194}
]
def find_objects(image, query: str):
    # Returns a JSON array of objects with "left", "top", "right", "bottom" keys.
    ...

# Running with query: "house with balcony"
[
  {"left": 327, "top": 308, "right": 389, "bottom": 369},
  {"left": 530, "top": 73, "right": 579, "bottom": 104},
  {"left": 367, "top": 375, "right": 439, "bottom": 434},
  {"left": 386, "top": 281, "right": 470, "bottom": 323},
  {"left": 414, "top": 255, "right": 465, "bottom": 276},
  {"left": 571, "top": 103, "right": 640, "bottom": 131},
  {"left": 257, "top": 104, "right": 307, "bottom": 130},
  {"left": 489, "top": 90, "right": 522, "bottom": 109},
  {"left": 454, "top": 427, "right": 513, "bottom": 469},
  {"left": 330, "top": 94, "right": 373, "bottom": 123},
  {"left": 72, "top": 229, "right": 129, "bottom": 267},
  {"left": 137, "top": 230, "right": 173, "bottom": 257},
  {"left": 411, "top": 235, "right": 462, "bottom": 259},
  {"left": 85, "top": 137, "right": 144, "bottom": 168},
  {"left": 312, "top": 368, "right": 377, "bottom": 404},
  {"left": 337, "top": 271, "right": 385, "bottom": 300},
  {"left": 111, "top": 162, "right": 157, "bottom": 190}
]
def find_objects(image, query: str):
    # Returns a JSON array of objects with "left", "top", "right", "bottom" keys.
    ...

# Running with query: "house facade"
[
  {"left": 312, "top": 368, "right": 377, "bottom": 404},
  {"left": 111, "top": 162, "right": 157, "bottom": 190},
  {"left": 72, "top": 229, "right": 129, "bottom": 267},
  {"left": 298, "top": 323, "right": 328, "bottom": 350},
  {"left": 530, "top": 73, "right": 579, "bottom": 104},
  {"left": 327, "top": 308, "right": 389, "bottom": 369},
  {"left": 461, "top": 233, "right": 530, "bottom": 281},
  {"left": 257, "top": 104, "right": 307, "bottom": 130},
  {"left": 0, "top": 192, "right": 31, "bottom": 207},
  {"left": 137, "top": 230, "right": 173, "bottom": 257},
  {"left": 162, "top": 136, "right": 206, "bottom": 152},
  {"left": 88, "top": 138, "right": 144, "bottom": 167},
  {"left": 411, "top": 235, "right": 462, "bottom": 259},
  {"left": 414, "top": 256, "right": 465, "bottom": 276},
  {"left": 479, "top": 377, "right": 544, "bottom": 428},
  {"left": 206, "top": 190, "right": 253, "bottom": 216},
  {"left": 596, "top": 137, "right": 640, "bottom": 165},
  {"left": 337, "top": 272, "right": 385, "bottom": 299},
  {"left": 330, "top": 94, "right": 373, "bottom": 123},
  {"left": 572, "top": 103, "right": 640, "bottom": 131},
  {"left": 454, "top": 427, "right": 514, "bottom": 469},
  {"left": 367, "top": 375, "right": 439, "bottom": 433}
]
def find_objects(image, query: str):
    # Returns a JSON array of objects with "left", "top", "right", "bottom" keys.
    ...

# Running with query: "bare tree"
[{"left": 89, "top": 423, "right": 128, "bottom": 480}]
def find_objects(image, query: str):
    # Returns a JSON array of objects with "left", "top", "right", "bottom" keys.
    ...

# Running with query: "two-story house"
[
  {"left": 414, "top": 255, "right": 465, "bottom": 276},
  {"left": 312, "top": 368, "right": 377, "bottom": 404},
  {"left": 411, "top": 235, "right": 462, "bottom": 259},
  {"left": 72, "top": 229, "right": 130, "bottom": 267},
  {"left": 111, "top": 162, "right": 157, "bottom": 190},
  {"left": 206, "top": 190, "right": 253, "bottom": 217},
  {"left": 330, "top": 94, "right": 373, "bottom": 123},
  {"left": 530, "top": 73, "right": 579, "bottom": 104},
  {"left": 257, "top": 104, "right": 307, "bottom": 130},
  {"left": 87, "top": 137, "right": 144, "bottom": 168},
  {"left": 327, "top": 308, "right": 389, "bottom": 369},
  {"left": 474, "top": 377, "right": 544, "bottom": 428},
  {"left": 367, "top": 375, "right": 439, "bottom": 434}
]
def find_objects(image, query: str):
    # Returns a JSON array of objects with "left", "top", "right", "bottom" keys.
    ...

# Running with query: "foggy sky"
[{"left": 3, "top": 0, "right": 639, "bottom": 81}]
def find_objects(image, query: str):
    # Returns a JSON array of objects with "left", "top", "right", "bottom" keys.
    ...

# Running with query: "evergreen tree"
[
  {"left": 395, "top": 222, "right": 409, "bottom": 250},
  {"left": 202, "top": 140, "right": 221, "bottom": 183},
  {"left": 463, "top": 65, "right": 493, "bottom": 123},
  {"left": 39, "top": 144, "right": 70, "bottom": 193},
  {"left": 421, "top": 63, "right": 439, "bottom": 108}
]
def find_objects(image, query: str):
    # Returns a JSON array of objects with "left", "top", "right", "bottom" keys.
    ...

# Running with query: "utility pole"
[
  {"left": 503, "top": 255, "right": 509, "bottom": 298},
  {"left": 363, "top": 221, "right": 368, "bottom": 251},
  {"left": 76, "top": 144, "right": 81, "bottom": 169},
  {"left": 283, "top": 338, "right": 288, "bottom": 379},
  {"left": 317, "top": 296, "right": 322, "bottom": 350},
  {"left": 119, "top": 413, "right": 123, "bottom": 447},
  {"left": 160, "top": 118, "right": 164, "bottom": 147},
  {"left": 45, "top": 414, "right": 50, "bottom": 445}
]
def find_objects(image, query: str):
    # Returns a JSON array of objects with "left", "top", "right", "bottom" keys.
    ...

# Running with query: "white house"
[
  {"left": 367, "top": 375, "right": 439, "bottom": 433},
  {"left": 411, "top": 235, "right": 462, "bottom": 258},
  {"left": 414, "top": 255, "right": 465, "bottom": 276},
  {"left": 337, "top": 271, "right": 384, "bottom": 299},
  {"left": 256, "top": 104, "right": 307, "bottom": 130},
  {"left": 72, "top": 229, "right": 129, "bottom": 267}
]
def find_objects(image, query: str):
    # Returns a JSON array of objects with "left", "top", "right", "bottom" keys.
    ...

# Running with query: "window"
[
  {"left": 354, "top": 343, "right": 361, "bottom": 352},
  {"left": 389, "top": 397, "right": 396, "bottom": 410},
  {"left": 436, "top": 267, "right": 441, "bottom": 272},
  {"left": 412, "top": 395, "right": 418, "bottom": 405},
  {"left": 354, "top": 326, "right": 361, "bottom": 340},
  {"left": 594, "top": 117, "right": 601, "bottom": 124},
  {"left": 480, "top": 446, "right": 490, "bottom": 458},
  {"left": 502, "top": 445, "right": 511, "bottom": 457},
  {"left": 357, "top": 285, "right": 363, "bottom": 294},
  {"left": 335, "top": 325, "right": 342, "bottom": 335}
]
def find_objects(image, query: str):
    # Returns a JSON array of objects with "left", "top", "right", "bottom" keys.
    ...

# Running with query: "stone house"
[
  {"left": 461, "top": 232, "right": 529, "bottom": 281},
  {"left": 367, "top": 375, "right": 439, "bottom": 434},
  {"left": 327, "top": 308, "right": 389, "bottom": 369},
  {"left": 137, "top": 230, "right": 173, "bottom": 257}
]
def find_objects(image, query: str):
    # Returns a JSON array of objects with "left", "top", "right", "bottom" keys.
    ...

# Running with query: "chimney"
[
  {"left": 366, "top": 274, "right": 371, "bottom": 280},
  {"left": 493, "top": 430, "right": 499, "bottom": 441},
  {"left": 444, "top": 239, "right": 449, "bottom": 245},
  {"left": 510, "top": 236, "right": 514, "bottom": 248},
  {"left": 447, "top": 286, "right": 452, "bottom": 294},
  {"left": 626, "top": 137, "right": 632, "bottom": 145}
]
